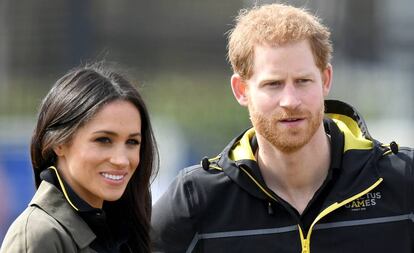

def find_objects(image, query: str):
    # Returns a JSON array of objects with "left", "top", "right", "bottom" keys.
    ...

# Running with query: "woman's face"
[{"left": 54, "top": 100, "right": 142, "bottom": 208}]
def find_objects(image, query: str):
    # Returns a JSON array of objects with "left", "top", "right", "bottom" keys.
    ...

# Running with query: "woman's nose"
[{"left": 109, "top": 147, "right": 129, "bottom": 167}]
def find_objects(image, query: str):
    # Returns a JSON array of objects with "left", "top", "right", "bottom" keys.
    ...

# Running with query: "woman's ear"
[
  {"left": 231, "top": 74, "right": 249, "bottom": 107},
  {"left": 53, "top": 144, "right": 65, "bottom": 157}
]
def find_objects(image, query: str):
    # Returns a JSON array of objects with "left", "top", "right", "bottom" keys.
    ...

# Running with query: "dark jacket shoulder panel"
[{"left": 377, "top": 146, "right": 414, "bottom": 212}]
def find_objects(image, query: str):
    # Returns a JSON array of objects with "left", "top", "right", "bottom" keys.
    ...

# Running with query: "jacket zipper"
[
  {"left": 298, "top": 178, "right": 383, "bottom": 253},
  {"left": 240, "top": 165, "right": 384, "bottom": 253}
]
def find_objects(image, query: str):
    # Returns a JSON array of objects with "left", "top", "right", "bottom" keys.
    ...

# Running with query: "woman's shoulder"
[
  {"left": 1, "top": 181, "right": 96, "bottom": 253},
  {"left": 0, "top": 205, "right": 77, "bottom": 253},
  {"left": 26, "top": 204, "right": 70, "bottom": 232}
]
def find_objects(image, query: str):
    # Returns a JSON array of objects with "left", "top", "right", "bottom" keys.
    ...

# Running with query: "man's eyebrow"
[{"left": 294, "top": 70, "right": 318, "bottom": 77}]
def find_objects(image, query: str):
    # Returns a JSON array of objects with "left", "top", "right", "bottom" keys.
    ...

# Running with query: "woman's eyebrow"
[{"left": 92, "top": 130, "right": 141, "bottom": 137}]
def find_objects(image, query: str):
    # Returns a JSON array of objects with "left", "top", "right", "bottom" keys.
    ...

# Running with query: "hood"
[{"left": 325, "top": 100, "right": 374, "bottom": 152}]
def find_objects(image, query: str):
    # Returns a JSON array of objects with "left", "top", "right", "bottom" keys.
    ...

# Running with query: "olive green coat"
[{"left": 0, "top": 181, "right": 97, "bottom": 253}]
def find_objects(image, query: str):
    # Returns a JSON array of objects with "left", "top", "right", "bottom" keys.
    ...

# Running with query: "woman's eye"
[
  {"left": 95, "top": 137, "right": 111, "bottom": 144},
  {"left": 126, "top": 139, "right": 141, "bottom": 146}
]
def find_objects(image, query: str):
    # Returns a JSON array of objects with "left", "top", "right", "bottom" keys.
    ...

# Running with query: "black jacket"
[{"left": 151, "top": 100, "right": 414, "bottom": 253}]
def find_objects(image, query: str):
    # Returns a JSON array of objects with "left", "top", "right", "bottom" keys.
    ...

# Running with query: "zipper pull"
[
  {"left": 301, "top": 238, "right": 310, "bottom": 253},
  {"left": 267, "top": 202, "right": 274, "bottom": 215}
]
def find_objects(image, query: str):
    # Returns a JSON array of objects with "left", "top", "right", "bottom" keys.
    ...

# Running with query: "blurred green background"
[{"left": 0, "top": 0, "right": 413, "bottom": 242}]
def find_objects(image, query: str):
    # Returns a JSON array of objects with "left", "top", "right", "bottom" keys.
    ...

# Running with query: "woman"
[{"left": 0, "top": 64, "right": 158, "bottom": 252}]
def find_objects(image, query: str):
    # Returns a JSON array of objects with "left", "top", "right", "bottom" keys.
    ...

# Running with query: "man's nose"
[{"left": 279, "top": 84, "right": 301, "bottom": 109}]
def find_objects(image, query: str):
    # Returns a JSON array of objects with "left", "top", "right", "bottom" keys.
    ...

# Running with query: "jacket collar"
[
  {"left": 30, "top": 181, "right": 96, "bottom": 249},
  {"left": 40, "top": 167, "right": 103, "bottom": 213},
  {"left": 325, "top": 99, "right": 374, "bottom": 152}
]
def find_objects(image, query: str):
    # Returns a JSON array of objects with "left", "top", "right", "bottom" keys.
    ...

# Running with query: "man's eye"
[
  {"left": 298, "top": 79, "right": 311, "bottom": 84},
  {"left": 266, "top": 81, "right": 282, "bottom": 87},
  {"left": 95, "top": 137, "right": 111, "bottom": 144}
]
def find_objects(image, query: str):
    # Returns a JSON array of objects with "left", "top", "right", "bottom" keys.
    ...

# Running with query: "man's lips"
[
  {"left": 277, "top": 117, "right": 306, "bottom": 128},
  {"left": 279, "top": 116, "right": 305, "bottom": 122},
  {"left": 280, "top": 118, "right": 302, "bottom": 122}
]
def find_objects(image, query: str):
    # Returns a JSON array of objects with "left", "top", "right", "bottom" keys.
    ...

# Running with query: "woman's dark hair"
[{"left": 30, "top": 63, "right": 158, "bottom": 252}]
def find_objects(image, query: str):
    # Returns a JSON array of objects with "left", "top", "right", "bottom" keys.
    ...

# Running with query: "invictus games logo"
[{"left": 344, "top": 192, "right": 382, "bottom": 211}]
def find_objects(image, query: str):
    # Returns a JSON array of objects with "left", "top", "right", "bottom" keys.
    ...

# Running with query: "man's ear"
[
  {"left": 322, "top": 64, "right": 333, "bottom": 97},
  {"left": 231, "top": 74, "right": 249, "bottom": 107}
]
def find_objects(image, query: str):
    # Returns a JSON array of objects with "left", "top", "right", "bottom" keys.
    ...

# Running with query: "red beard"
[{"left": 249, "top": 104, "right": 324, "bottom": 153}]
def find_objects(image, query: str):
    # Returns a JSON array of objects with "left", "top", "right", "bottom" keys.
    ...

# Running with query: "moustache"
[{"left": 272, "top": 109, "right": 310, "bottom": 120}]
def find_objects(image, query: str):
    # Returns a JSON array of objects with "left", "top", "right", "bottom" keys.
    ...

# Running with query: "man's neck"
[{"left": 256, "top": 126, "right": 331, "bottom": 214}]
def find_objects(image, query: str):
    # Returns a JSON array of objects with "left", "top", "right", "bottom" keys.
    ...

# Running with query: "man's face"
[{"left": 243, "top": 40, "right": 331, "bottom": 153}]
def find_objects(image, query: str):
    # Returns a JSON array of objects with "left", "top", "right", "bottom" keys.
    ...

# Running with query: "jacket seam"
[{"left": 24, "top": 208, "right": 37, "bottom": 252}]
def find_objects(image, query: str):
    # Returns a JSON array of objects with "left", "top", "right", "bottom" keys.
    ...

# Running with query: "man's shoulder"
[
  {"left": 398, "top": 145, "right": 414, "bottom": 156},
  {"left": 382, "top": 145, "right": 414, "bottom": 163},
  {"left": 378, "top": 145, "right": 414, "bottom": 177},
  {"left": 178, "top": 162, "right": 229, "bottom": 184},
  {"left": 181, "top": 164, "right": 204, "bottom": 175},
  {"left": 158, "top": 161, "right": 234, "bottom": 206}
]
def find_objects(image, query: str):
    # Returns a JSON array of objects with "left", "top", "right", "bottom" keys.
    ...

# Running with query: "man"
[{"left": 152, "top": 4, "right": 414, "bottom": 253}]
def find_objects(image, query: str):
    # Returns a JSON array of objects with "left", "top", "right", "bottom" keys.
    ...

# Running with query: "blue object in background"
[{"left": 0, "top": 143, "right": 35, "bottom": 244}]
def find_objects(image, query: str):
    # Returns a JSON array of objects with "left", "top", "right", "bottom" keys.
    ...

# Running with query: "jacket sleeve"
[
  {"left": 0, "top": 207, "right": 76, "bottom": 253},
  {"left": 151, "top": 168, "right": 200, "bottom": 253}
]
